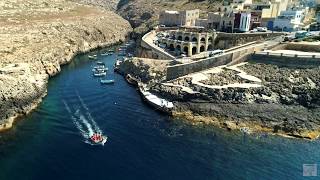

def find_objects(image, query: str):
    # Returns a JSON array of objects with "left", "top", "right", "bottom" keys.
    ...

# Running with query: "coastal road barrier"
[
  {"left": 141, "top": 31, "right": 175, "bottom": 60},
  {"left": 254, "top": 51, "right": 320, "bottom": 59},
  {"left": 250, "top": 53, "right": 320, "bottom": 68}
]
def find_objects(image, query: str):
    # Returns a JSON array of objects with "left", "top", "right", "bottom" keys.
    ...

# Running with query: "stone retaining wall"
[
  {"left": 215, "top": 32, "right": 284, "bottom": 49},
  {"left": 166, "top": 44, "right": 264, "bottom": 80},
  {"left": 250, "top": 54, "right": 320, "bottom": 68},
  {"left": 140, "top": 31, "right": 175, "bottom": 60}
]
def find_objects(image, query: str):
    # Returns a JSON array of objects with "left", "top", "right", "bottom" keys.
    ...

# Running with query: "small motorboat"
[
  {"left": 90, "top": 133, "right": 107, "bottom": 145},
  {"left": 92, "top": 61, "right": 108, "bottom": 72},
  {"left": 100, "top": 79, "right": 115, "bottom": 84},
  {"left": 92, "top": 67, "right": 108, "bottom": 72},
  {"left": 88, "top": 55, "right": 97, "bottom": 59},
  {"left": 96, "top": 61, "right": 105, "bottom": 66},
  {"left": 93, "top": 72, "right": 107, "bottom": 77},
  {"left": 101, "top": 53, "right": 110, "bottom": 56}
]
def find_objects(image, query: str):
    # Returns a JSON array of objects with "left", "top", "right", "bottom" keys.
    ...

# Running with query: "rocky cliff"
[
  {"left": 120, "top": 58, "right": 320, "bottom": 139},
  {"left": 0, "top": 0, "right": 132, "bottom": 130},
  {"left": 117, "top": 0, "right": 221, "bottom": 36}
]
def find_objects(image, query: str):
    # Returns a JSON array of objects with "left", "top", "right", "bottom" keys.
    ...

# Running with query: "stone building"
[
  {"left": 159, "top": 9, "right": 200, "bottom": 27},
  {"left": 158, "top": 29, "right": 216, "bottom": 57},
  {"left": 261, "top": 0, "right": 290, "bottom": 19},
  {"left": 195, "top": 12, "right": 235, "bottom": 32}
]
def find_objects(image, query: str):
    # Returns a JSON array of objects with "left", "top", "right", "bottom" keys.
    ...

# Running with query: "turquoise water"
[{"left": 0, "top": 48, "right": 320, "bottom": 180}]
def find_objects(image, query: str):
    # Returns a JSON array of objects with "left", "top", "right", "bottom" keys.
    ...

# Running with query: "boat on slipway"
[
  {"left": 138, "top": 83, "right": 174, "bottom": 113},
  {"left": 125, "top": 74, "right": 139, "bottom": 86}
]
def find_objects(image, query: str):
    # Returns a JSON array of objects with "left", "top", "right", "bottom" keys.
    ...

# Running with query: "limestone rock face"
[
  {"left": 72, "top": 0, "right": 120, "bottom": 10},
  {"left": 0, "top": 0, "right": 132, "bottom": 130}
]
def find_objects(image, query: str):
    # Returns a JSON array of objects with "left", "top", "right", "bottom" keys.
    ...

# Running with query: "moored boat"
[
  {"left": 92, "top": 61, "right": 108, "bottom": 73},
  {"left": 125, "top": 74, "right": 139, "bottom": 86},
  {"left": 88, "top": 55, "right": 97, "bottom": 59},
  {"left": 100, "top": 79, "right": 115, "bottom": 84},
  {"left": 93, "top": 72, "right": 107, "bottom": 77},
  {"left": 138, "top": 84, "right": 174, "bottom": 113},
  {"left": 101, "top": 53, "right": 111, "bottom": 56},
  {"left": 113, "top": 60, "right": 122, "bottom": 73},
  {"left": 92, "top": 67, "right": 108, "bottom": 72}
]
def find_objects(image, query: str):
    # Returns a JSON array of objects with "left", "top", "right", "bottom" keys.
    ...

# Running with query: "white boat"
[
  {"left": 139, "top": 84, "right": 174, "bottom": 113},
  {"left": 92, "top": 61, "right": 108, "bottom": 72},
  {"left": 90, "top": 133, "right": 107, "bottom": 146},
  {"left": 88, "top": 55, "right": 97, "bottom": 59},
  {"left": 100, "top": 79, "right": 115, "bottom": 84},
  {"left": 92, "top": 67, "right": 108, "bottom": 72},
  {"left": 101, "top": 52, "right": 113, "bottom": 56},
  {"left": 93, "top": 72, "right": 107, "bottom": 77}
]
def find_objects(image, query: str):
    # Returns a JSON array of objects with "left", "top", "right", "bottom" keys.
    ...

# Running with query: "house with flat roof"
[
  {"left": 273, "top": 10, "right": 304, "bottom": 31},
  {"left": 159, "top": 10, "right": 200, "bottom": 27}
]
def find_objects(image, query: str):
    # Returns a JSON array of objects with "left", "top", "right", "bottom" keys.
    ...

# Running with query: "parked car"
[
  {"left": 256, "top": 27, "right": 267, "bottom": 32},
  {"left": 209, "top": 49, "right": 224, "bottom": 57},
  {"left": 295, "top": 31, "right": 308, "bottom": 39},
  {"left": 177, "top": 54, "right": 187, "bottom": 59},
  {"left": 159, "top": 43, "right": 166, "bottom": 49},
  {"left": 283, "top": 35, "right": 295, "bottom": 41},
  {"left": 250, "top": 29, "right": 258, "bottom": 33}
]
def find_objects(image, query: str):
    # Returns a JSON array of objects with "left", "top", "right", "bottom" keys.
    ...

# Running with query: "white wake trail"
[
  {"left": 75, "top": 109, "right": 94, "bottom": 136},
  {"left": 76, "top": 91, "right": 102, "bottom": 134},
  {"left": 63, "top": 100, "right": 88, "bottom": 138}
]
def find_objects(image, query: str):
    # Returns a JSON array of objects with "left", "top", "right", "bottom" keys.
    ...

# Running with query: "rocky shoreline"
[
  {"left": 0, "top": 0, "right": 132, "bottom": 131},
  {"left": 119, "top": 57, "right": 320, "bottom": 139}
]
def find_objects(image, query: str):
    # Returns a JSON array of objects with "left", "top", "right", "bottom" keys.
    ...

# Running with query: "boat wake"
[{"left": 63, "top": 93, "right": 107, "bottom": 145}]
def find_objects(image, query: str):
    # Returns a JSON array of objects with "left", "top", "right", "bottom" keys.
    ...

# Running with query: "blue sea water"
[{"left": 0, "top": 48, "right": 320, "bottom": 180}]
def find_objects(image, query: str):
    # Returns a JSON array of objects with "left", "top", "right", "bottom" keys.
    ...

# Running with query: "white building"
[
  {"left": 273, "top": 10, "right": 303, "bottom": 31},
  {"left": 239, "top": 12, "right": 251, "bottom": 32}
]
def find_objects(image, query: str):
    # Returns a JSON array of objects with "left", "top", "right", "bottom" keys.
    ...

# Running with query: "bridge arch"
[
  {"left": 176, "top": 45, "right": 181, "bottom": 52},
  {"left": 192, "top": 47, "right": 197, "bottom": 55},
  {"left": 169, "top": 44, "right": 175, "bottom": 51},
  {"left": 200, "top": 45, "right": 205, "bottom": 52},
  {"left": 183, "top": 46, "right": 189, "bottom": 54}
]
